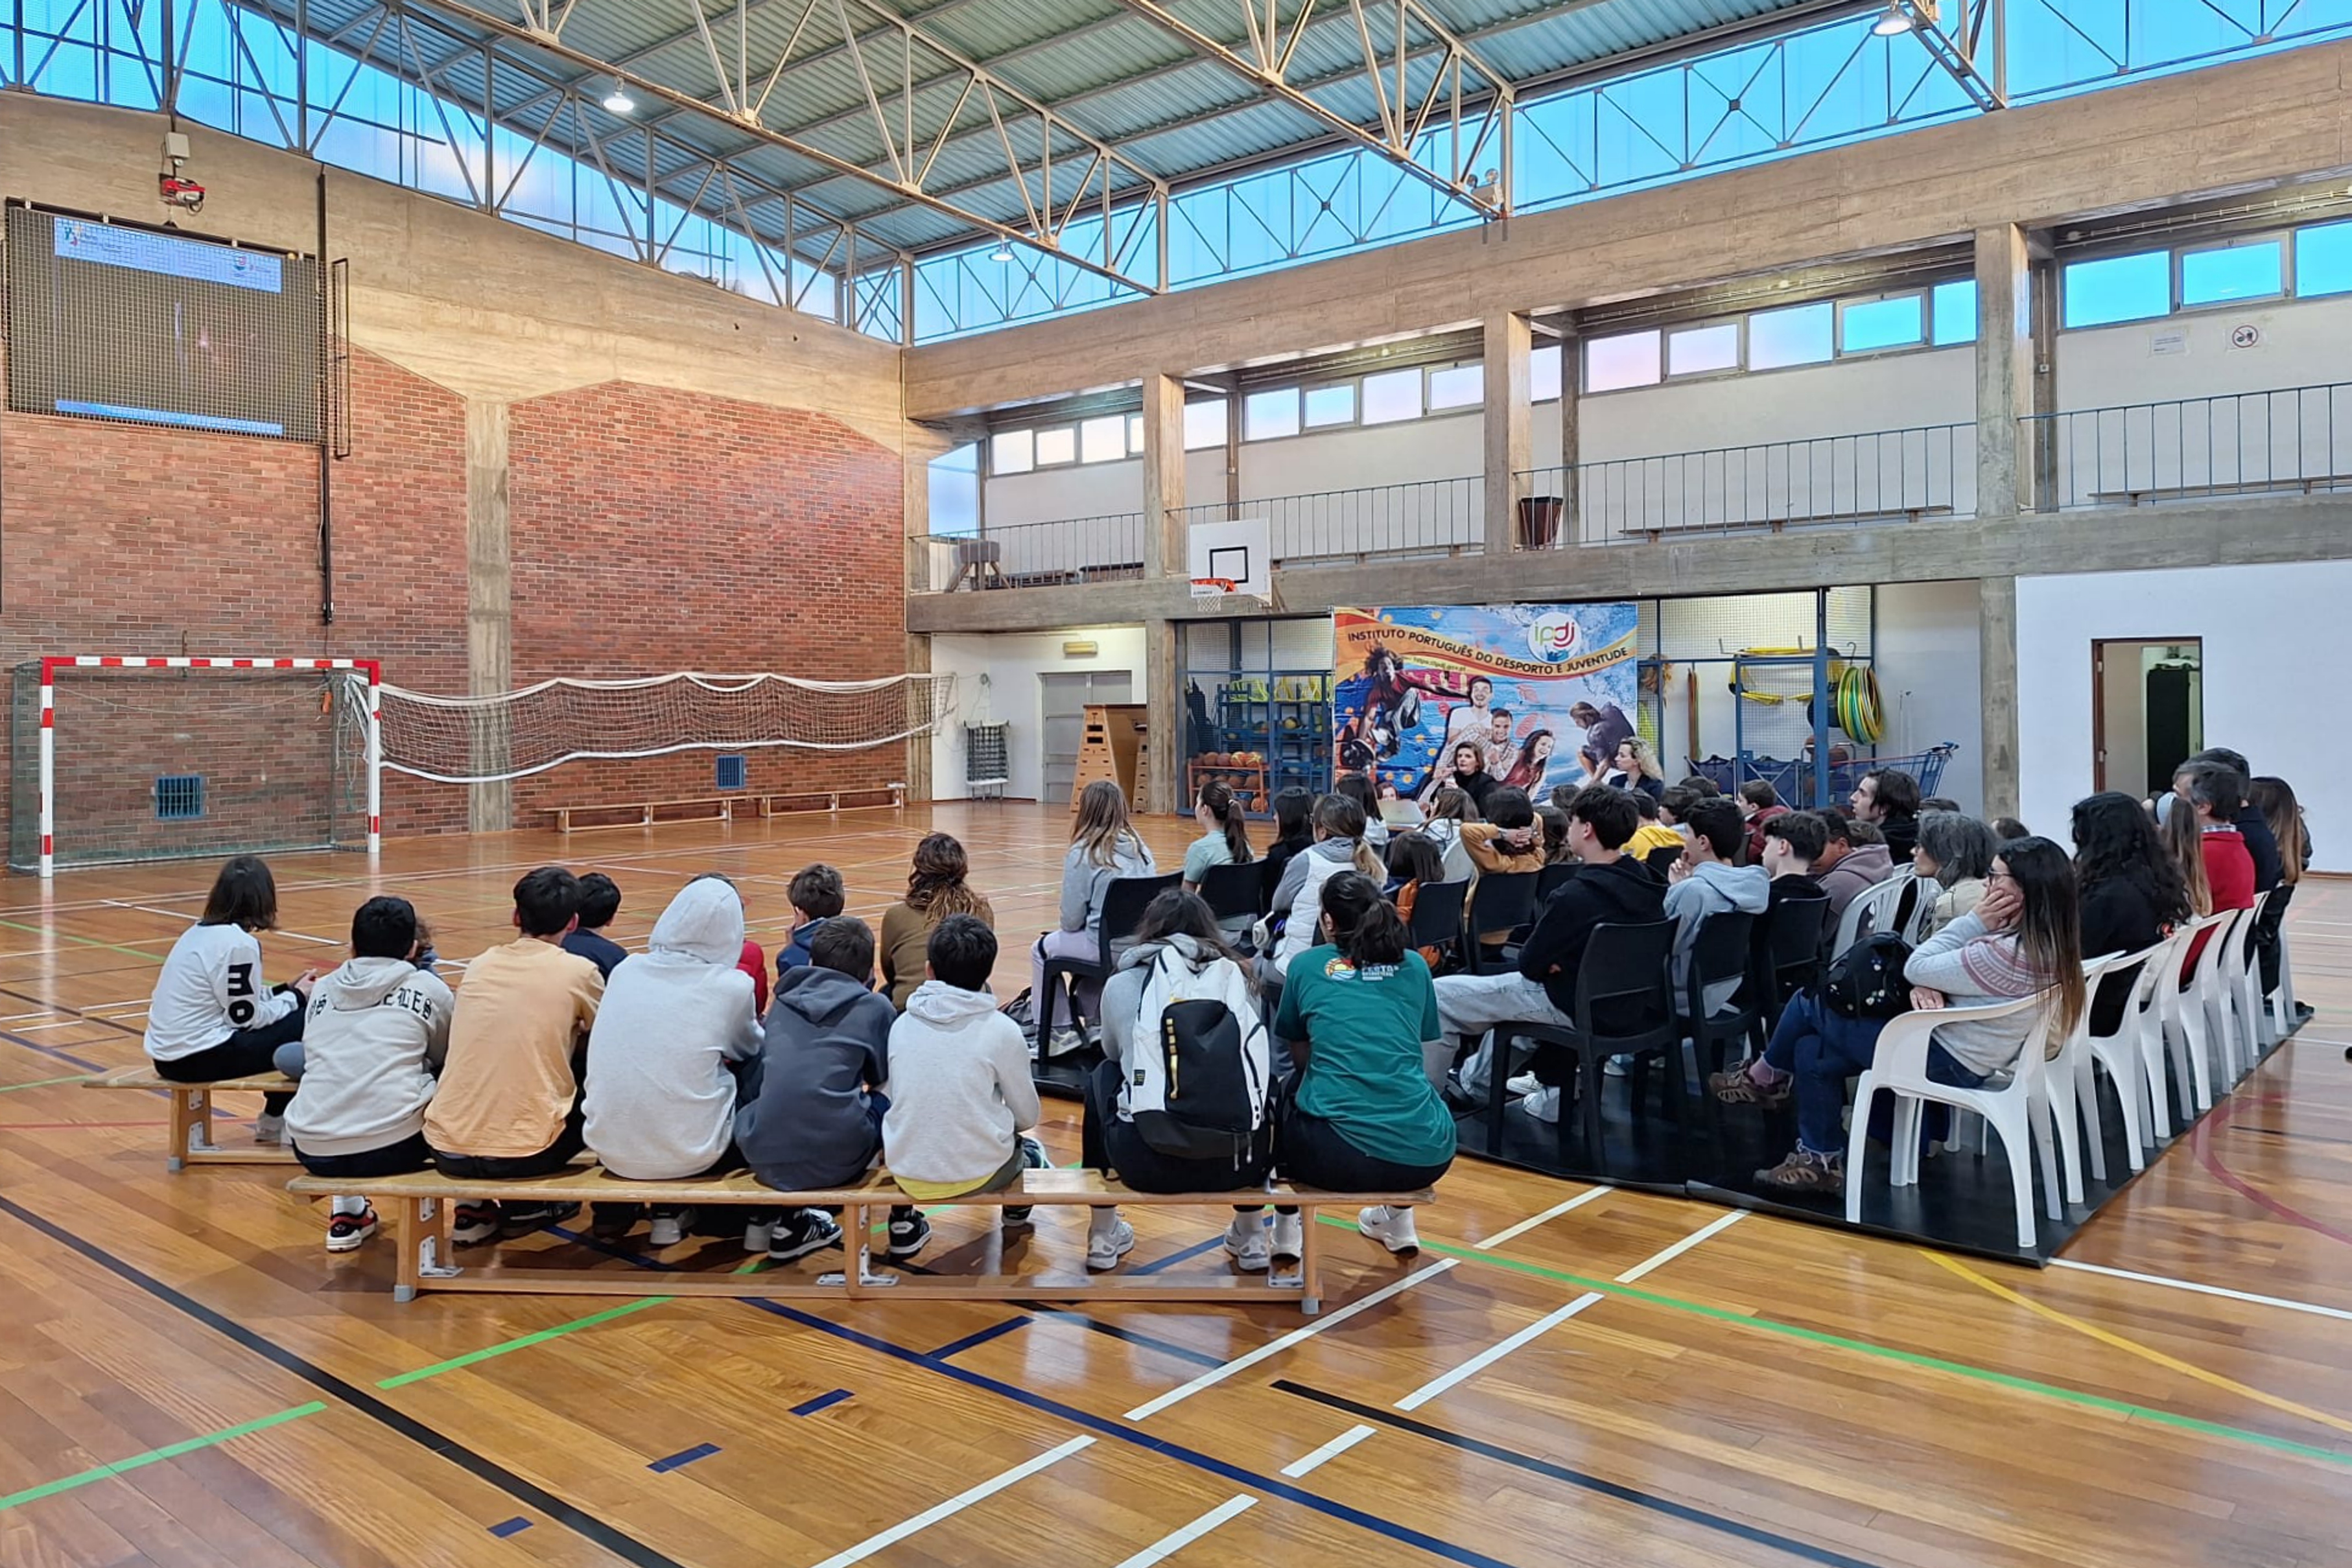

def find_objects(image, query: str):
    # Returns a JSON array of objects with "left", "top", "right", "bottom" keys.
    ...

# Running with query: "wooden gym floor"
[{"left": 1, "top": 802, "right": 2348, "bottom": 1568}]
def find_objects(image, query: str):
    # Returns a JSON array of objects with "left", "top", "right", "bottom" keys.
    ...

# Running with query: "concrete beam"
[{"left": 1483, "top": 312, "right": 1531, "bottom": 556}]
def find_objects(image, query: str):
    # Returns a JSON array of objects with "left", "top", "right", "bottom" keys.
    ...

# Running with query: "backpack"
[
  {"left": 1127, "top": 945, "right": 1271, "bottom": 1165},
  {"left": 1822, "top": 931, "right": 1913, "bottom": 1020}
]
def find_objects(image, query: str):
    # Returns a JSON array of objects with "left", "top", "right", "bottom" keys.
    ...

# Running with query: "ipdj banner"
[{"left": 1332, "top": 603, "right": 1641, "bottom": 802}]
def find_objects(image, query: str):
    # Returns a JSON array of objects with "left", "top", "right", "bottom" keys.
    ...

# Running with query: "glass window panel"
[
  {"left": 2062, "top": 251, "right": 2172, "bottom": 327},
  {"left": 1666, "top": 322, "right": 1739, "bottom": 375},
  {"left": 1931, "top": 279, "right": 1979, "bottom": 345},
  {"left": 1034, "top": 425, "right": 1077, "bottom": 465},
  {"left": 1303, "top": 384, "right": 1356, "bottom": 427},
  {"left": 1531, "top": 344, "right": 1563, "bottom": 403},
  {"left": 1427, "top": 364, "right": 1484, "bottom": 409},
  {"left": 1245, "top": 388, "right": 1301, "bottom": 440},
  {"left": 1746, "top": 303, "right": 1833, "bottom": 368},
  {"left": 1585, "top": 329, "right": 1661, "bottom": 391},
  {"left": 2294, "top": 220, "right": 2352, "bottom": 297},
  {"left": 1183, "top": 399, "right": 1227, "bottom": 450},
  {"left": 1128, "top": 412, "right": 1146, "bottom": 452},
  {"left": 1361, "top": 368, "right": 1423, "bottom": 424},
  {"left": 990, "top": 429, "right": 1033, "bottom": 474},
  {"left": 1080, "top": 415, "right": 1127, "bottom": 463},
  {"left": 928, "top": 444, "right": 978, "bottom": 536},
  {"left": 1840, "top": 294, "right": 1924, "bottom": 353},
  {"left": 2181, "top": 240, "right": 2282, "bottom": 306}
]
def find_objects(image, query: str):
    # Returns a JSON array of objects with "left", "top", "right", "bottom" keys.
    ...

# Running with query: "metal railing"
[
  {"left": 1521, "top": 423, "right": 1977, "bottom": 546},
  {"left": 2027, "top": 382, "right": 2352, "bottom": 509},
  {"left": 913, "top": 513, "right": 1147, "bottom": 592},
  {"left": 1170, "top": 476, "right": 1484, "bottom": 568}
]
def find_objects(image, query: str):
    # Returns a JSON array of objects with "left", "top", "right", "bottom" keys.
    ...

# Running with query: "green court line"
[
  {"left": 376, "top": 1298, "right": 671, "bottom": 1388},
  {"left": 0, "top": 1074, "right": 93, "bottom": 1094},
  {"left": 0, "top": 916, "right": 171, "bottom": 965},
  {"left": 0, "top": 1401, "right": 326, "bottom": 1512},
  {"left": 1313, "top": 1217, "right": 2352, "bottom": 1469}
]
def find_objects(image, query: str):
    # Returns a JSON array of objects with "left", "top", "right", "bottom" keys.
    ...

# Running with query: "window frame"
[
  {"left": 1182, "top": 398, "right": 1229, "bottom": 451},
  {"left": 1835, "top": 290, "right": 1928, "bottom": 357},
  {"left": 1359, "top": 366, "right": 1424, "bottom": 425},
  {"left": 1424, "top": 361, "right": 1485, "bottom": 411},
  {"left": 1079, "top": 414, "right": 1128, "bottom": 465},
  {"left": 2176, "top": 232, "right": 2287, "bottom": 312},
  {"left": 1743, "top": 299, "right": 1836, "bottom": 371},
  {"left": 1127, "top": 412, "right": 1147, "bottom": 454},
  {"left": 1663, "top": 318, "right": 1742, "bottom": 380},
  {"left": 989, "top": 428, "right": 1035, "bottom": 476},
  {"left": 1531, "top": 342, "right": 1564, "bottom": 403},
  {"left": 1243, "top": 386, "right": 1304, "bottom": 442},
  {"left": 1031, "top": 423, "right": 1078, "bottom": 468},
  {"left": 1302, "top": 381, "right": 1358, "bottom": 428},
  {"left": 2058, "top": 247, "right": 2175, "bottom": 331},
  {"left": 1582, "top": 327, "right": 1663, "bottom": 393}
]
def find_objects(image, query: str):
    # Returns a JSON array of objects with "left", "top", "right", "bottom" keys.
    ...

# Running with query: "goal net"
[
  {"left": 375, "top": 672, "right": 957, "bottom": 784},
  {"left": 11, "top": 659, "right": 376, "bottom": 875}
]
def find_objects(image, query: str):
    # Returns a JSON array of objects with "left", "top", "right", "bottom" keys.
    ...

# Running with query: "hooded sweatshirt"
[
  {"left": 1058, "top": 834, "right": 1157, "bottom": 933},
  {"left": 582, "top": 879, "right": 762, "bottom": 1180},
  {"left": 1516, "top": 855, "right": 1670, "bottom": 1024},
  {"left": 1271, "top": 837, "right": 1364, "bottom": 967},
  {"left": 1101, "top": 934, "right": 1233, "bottom": 1119},
  {"left": 736, "top": 965, "right": 897, "bottom": 1189},
  {"left": 1815, "top": 842, "right": 1895, "bottom": 921},
  {"left": 882, "top": 980, "right": 1039, "bottom": 1190},
  {"left": 284, "top": 957, "right": 454, "bottom": 1158},
  {"left": 1664, "top": 860, "right": 1771, "bottom": 1014}
]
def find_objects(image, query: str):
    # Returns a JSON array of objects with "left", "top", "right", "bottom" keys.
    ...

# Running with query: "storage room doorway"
[
  {"left": 2093, "top": 639, "right": 2203, "bottom": 797},
  {"left": 1041, "top": 671, "right": 1133, "bottom": 808}
]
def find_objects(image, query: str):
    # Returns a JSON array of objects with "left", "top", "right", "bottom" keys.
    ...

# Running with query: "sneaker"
[
  {"left": 1439, "top": 1075, "right": 1481, "bottom": 1112},
  {"left": 589, "top": 1204, "right": 642, "bottom": 1242},
  {"left": 1224, "top": 1215, "right": 1271, "bottom": 1271},
  {"left": 1002, "top": 1136, "right": 1050, "bottom": 1228},
  {"left": 647, "top": 1207, "right": 698, "bottom": 1246},
  {"left": 452, "top": 1203, "right": 499, "bottom": 1246},
  {"left": 1602, "top": 1054, "right": 1632, "bottom": 1079},
  {"left": 1504, "top": 1071, "right": 1542, "bottom": 1097},
  {"left": 768, "top": 1209, "right": 844, "bottom": 1263},
  {"left": 886, "top": 1210, "right": 932, "bottom": 1259},
  {"left": 1269, "top": 1211, "right": 1304, "bottom": 1265},
  {"left": 1755, "top": 1147, "right": 1843, "bottom": 1195},
  {"left": 498, "top": 1201, "right": 580, "bottom": 1239},
  {"left": 326, "top": 1206, "right": 379, "bottom": 1253},
  {"left": 1358, "top": 1204, "right": 1420, "bottom": 1258},
  {"left": 1085, "top": 1217, "right": 1136, "bottom": 1271},
  {"left": 1520, "top": 1086, "right": 1563, "bottom": 1123},
  {"left": 1708, "top": 1064, "right": 1790, "bottom": 1106},
  {"left": 742, "top": 1214, "right": 775, "bottom": 1254},
  {"left": 1045, "top": 1027, "right": 1087, "bottom": 1057},
  {"left": 253, "top": 1112, "right": 286, "bottom": 1146}
]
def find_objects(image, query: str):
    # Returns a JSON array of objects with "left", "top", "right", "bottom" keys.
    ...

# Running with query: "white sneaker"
[
  {"left": 253, "top": 1112, "right": 285, "bottom": 1145},
  {"left": 1269, "top": 1212, "right": 1304, "bottom": 1263},
  {"left": 1505, "top": 1071, "right": 1542, "bottom": 1096},
  {"left": 1046, "top": 1027, "right": 1087, "bottom": 1057},
  {"left": 648, "top": 1208, "right": 696, "bottom": 1246},
  {"left": 1358, "top": 1205, "right": 1420, "bottom": 1257},
  {"left": 743, "top": 1217, "right": 775, "bottom": 1254},
  {"left": 1225, "top": 1215, "right": 1271, "bottom": 1271},
  {"left": 1085, "top": 1217, "right": 1136, "bottom": 1271},
  {"left": 1520, "top": 1086, "right": 1563, "bottom": 1123},
  {"left": 1603, "top": 1053, "right": 1632, "bottom": 1078}
]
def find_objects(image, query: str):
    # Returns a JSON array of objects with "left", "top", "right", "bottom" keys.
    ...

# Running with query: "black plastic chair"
[
  {"left": 1492, "top": 919, "right": 1678, "bottom": 1166},
  {"left": 1463, "top": 871, "right": 1540, "bottom": 975},
  {"left": 1645, "top": 843, "right": 1687, "bottom": 878},
  {"left": 1404, "top": 876, "right": 1470, "bottom": 962},
  {"left": 1195, "top": 861, "right": 1263, "bottom": 930},
  {"left": 1535, "top": 862, "right": 1580, "bottom": 903},
  {"left": 1747, "top": 889, "right": 1831, "bottom": 1054},
  {"left": 1037, "top": 871, "right": 1180, "bottom": 1045},
  {"left": 1676, "top": 909, "right": 1759, "bottom": 1084}
]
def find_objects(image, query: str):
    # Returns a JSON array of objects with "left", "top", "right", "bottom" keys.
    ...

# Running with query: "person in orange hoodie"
[{"left": 1460, "top": 786, "right": 1547, "bottom": 955}]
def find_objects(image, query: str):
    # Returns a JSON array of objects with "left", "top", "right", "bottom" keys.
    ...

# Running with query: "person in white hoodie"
[
  {"left": 582, "top": 874, "right": 767, "bottom": 1247},
  {"left": 887, "top": 915, "right": 1048, "bottom": 1225},
  {"left": 1032, "top": 780, "right": 1157, "bottom": 1053},
  {"left": 1662, "top": 800, "right": 1772, "bottom": 1016},
  {"left": 143, "top": 855, "right": 318, "bottom": 1143},
  {"left": 1257, "top": 793, "right": 1386, "bottom": 992},
  {"left": 281, "top": 897, "right": 452, "bottom": 1253}
]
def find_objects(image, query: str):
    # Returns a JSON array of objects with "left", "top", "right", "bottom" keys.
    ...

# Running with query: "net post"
[
  {"left": 362, "top": 661, "right": 382, "bottom": 857},
  {"left": 38, "top": 657, "right": 60, "bottom": 880}
]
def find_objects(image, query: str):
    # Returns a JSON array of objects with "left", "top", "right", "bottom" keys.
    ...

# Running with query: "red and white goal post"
[{"left": 34, "top": 656, "right": 381, "bottom": 880}]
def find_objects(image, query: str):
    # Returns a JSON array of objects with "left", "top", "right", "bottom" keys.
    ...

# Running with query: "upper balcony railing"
[
  {"left": 1167, "top": 479, "right": 1483, "bottom": 568},
  {"left": 2027, "top": 382, "right": 2352, "bottom": 509}
]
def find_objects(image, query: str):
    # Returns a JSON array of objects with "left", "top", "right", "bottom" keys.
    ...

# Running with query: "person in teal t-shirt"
[{"left": 1270, "top": 871, "right": 1455, "bottom": 1269}]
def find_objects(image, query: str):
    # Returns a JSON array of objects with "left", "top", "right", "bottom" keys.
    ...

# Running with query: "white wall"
[
  {"left": 1240, "top": 412, "right": 1483, "bottom": 559},
  {"left": 2060, "top": 294, "right": 2352, "bottom": 407},
  {"left": 930, "top": 626, "right": 1148, "bottom": 802},
  {"left": 1873, "top": 581, "right": 1985, "bottom": 815},
  {"left": 2017, "top": 561, "right": 2349, "bottom": 870},
  {"left": 978, "top": 451, "right": 1227, "bottom": 582}
]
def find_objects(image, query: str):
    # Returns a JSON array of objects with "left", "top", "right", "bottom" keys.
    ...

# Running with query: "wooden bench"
[
  {"left": 2089, "top": 475, "right": 2352, "bottom": 506},
  {"left": 85, "top": 1065, "right": 297, "bottom": 1170},
  {"left": 287, "top": 1165, "right": 1434, "bottom": 1315},
  {"left": 545, "top": 784, "right": 906, "bottom": 834},
  {"left": 1623, "top": 502, "right": 1953, "bottom": 543}
]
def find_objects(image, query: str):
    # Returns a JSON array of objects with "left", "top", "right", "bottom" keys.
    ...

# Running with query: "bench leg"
[
  {"left": 394, "top": 1195, "right": 458, "bottom": 1303},
  {"left": 1298, "top": 1206, "right": 1323, "bottom": 1316},
  {"left": 169, "top": 1088, "right": 212, "bottom": 1170}
]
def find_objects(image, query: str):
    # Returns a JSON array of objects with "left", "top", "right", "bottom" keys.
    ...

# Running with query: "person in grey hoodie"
[
  {"left": 888, "top": 915, "right": 1048, "bottom": 1225},
  {"left": 1031, "top": 780, "right": 1157, "bottom": 1051},
  {"left": 281, "top": 896, "right": 453, "bottom": 1254},
  {"left": 1664, "top": 801, "right": 1772, "bottom": 1016},
  {"left": 583, "top": 874, "right": 764, "bottom": 1245},
  {"left": 1814, "top": 814, "right": 1896, "bottom": 926},
  {"left": 1258, "top": 793, "right": 1386, "bottom": 989},
  {"left": 733, "top": 917, "right": 914, "bottom": 1262}
]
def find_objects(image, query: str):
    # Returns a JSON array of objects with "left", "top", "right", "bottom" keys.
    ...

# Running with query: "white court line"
[
  {"left": 1111, "top": 1495, "right": 1258, "bottom": 1568},
  {"left": 1279, "top": 1423, "right": 1376, "bottom": 1477},
  {"left": 1613, "top": 1210, "right": 1747, "bottom": 1283},
  {"left": 1474, "top": 1184, "right": 1611, "bottom": 1249},
  {"left": 2049, "top": 1259, "right": 2352, "bottom": 1323},
  {"left": 106, "top": 902, "right": 345, "bottom": 947},
  {"left": 1396, "top": 1293, "right": 1606, "bottom": 1410},
  {"left": 1122, "top": 1259, "right": 1458, "bottom": 1421},
  {"left": 810, "top": 1436, "right": 1093, "bottom": 1568}
]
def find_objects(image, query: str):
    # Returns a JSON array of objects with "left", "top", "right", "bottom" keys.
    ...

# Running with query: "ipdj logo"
[{"left": 1526, "top": 611, "right": 1580, "bottom": 662}]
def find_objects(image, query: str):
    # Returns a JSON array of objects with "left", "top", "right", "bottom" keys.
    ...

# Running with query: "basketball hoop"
[{"left": 1190, "top": 576, "right": 1239, "bottom": 598}]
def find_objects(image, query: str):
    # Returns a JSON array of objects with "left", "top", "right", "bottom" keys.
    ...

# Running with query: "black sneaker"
[
  {"left": 768, "top": 1208, "right": 843, "bottom": 1263},
  {"left": 1002, "top": 1136, "right": 1051, "bottom": 1228},
  {"left": 497, "top": 1201, "right": 581, "bottom": 1239},
  {"left": 326, "top": 1207, "right": 379, "bottom": 1253},
  {"left": 589, "top": 1203, "right": 642, "bottom": 1241},
  {"left": 886, "top": 1208, "right": 931, "bottom": 1259},
  {"left": 452, "top": 1203, "right": 499, "bottom": 1246}
]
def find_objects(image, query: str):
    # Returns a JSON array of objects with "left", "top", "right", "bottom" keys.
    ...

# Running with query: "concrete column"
[
  {"left": 1974, "top": 224, "right": 2034, "bottom": 519},
  {"left": 1557, "top": 329, "right": 1581, "bottom": 543},
  {"left": 1223, "top": 377, "right": 1242, "bottom": 521},
  {"left": 1483, "top": 311, "right": 1532, "bottom": 554},
  {"left": 906, "top": 633, "right": 934, "bottom": 802},
  {"left": 1979, "top": 574, "right": 2019, "bottom": 819},
  {"left": 464, "top": 399, "right": 513, "bottom": 834},
  {"left": 1143, "top": 617, "right": 1179, "bottom": 817},
  {"left": 1141, "top": 370, "right": 1186, "bottom": 579},
  {"left": 901, "top": 426, "right": 951, "bottom": 594}
]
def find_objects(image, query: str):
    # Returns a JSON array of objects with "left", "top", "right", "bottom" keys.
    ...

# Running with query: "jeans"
[
  {"left": 153, "top": 1007, "right": 308, "bottom": 1116},
  {"left": 430, "top": 1103, "right": 586, "bottom": 1180},
  {"left": 1433, "top": 970, "right": 1573, "bottom": 1094},
  {"left": 1765, "top": 992, "right": 1984, "bottom": 1157},
  {"left": 294, "top": 1130, "right": 433, "bottom": 1178}
]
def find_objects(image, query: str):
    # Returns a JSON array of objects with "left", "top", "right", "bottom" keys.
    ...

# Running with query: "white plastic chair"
[
  {"left": 1831, "top": 871, "right": 1935, "bottom": 959},
  {"left": 2268, "top": 906, "right": 2301, "bottom": 1042},
  {"left": 2041, "top": 954, "right": 2119, "bottom": 1202},
  {"left": 2228, "top": 890, "right": 2272, "bottom": 1064},
  {"left": 1848, "top": 990, "right": 2060, "bottom": 1250},
  {"left": 2080, "top": 937, "right": 2173, "bottom": 1165},
  {"left": 2159, "top": 911, "right": 2237, "bottom": 1116}
]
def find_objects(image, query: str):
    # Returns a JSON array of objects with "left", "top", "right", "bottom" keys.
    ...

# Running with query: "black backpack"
[{"left": 1822, "top": 931, "right": 1912, "bottom": 1020}]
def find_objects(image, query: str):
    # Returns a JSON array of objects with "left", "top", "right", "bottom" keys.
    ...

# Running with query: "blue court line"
[
  {"left": 646, "top": 1444, "right": 720, "bottom": 1474},
  {"left": 790, "top": 1389, "right": 854, "bottom": 1418},
  {"left": 488, "top": 1517, "right": 532, "bottom": 1538},
  {"left": 1022, "top": 1309, "right": 1229, "bottom": 1370},
  {"left": 926, "top": 1316, "right": 1033, "bottom": 1361},
  {"left": 0, "top": 1029, "right": 107, "bottom": 1075},
  {"left": 1129, "top": 1234, "right": 1232, "bottom": 1276}
]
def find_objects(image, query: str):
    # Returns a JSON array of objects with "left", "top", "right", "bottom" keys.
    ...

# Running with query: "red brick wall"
[{"left": 504, "top": 381, "right": 907, "bottom": 819}]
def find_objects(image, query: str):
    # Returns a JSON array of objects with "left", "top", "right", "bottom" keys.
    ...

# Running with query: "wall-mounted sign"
[{"left": 2230, "top": 323, "right": 2263, "bottom": 349}]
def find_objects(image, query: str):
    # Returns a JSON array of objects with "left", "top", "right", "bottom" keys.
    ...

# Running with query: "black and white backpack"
[
  {"left": 1128, "top": 945, "right": 1270, "bottom": 1165},
  {"left": 1822, "top": 931, "right": 1913, "bottom": 1020}
]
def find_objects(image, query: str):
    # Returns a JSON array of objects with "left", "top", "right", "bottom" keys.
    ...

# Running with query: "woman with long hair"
[
  {"left": 1182, "top": 778, "right": 1254, "bottom": 885},
  {"left": 1502, "top": 729, "right": 1557, "bottom": 793},
  {"left": 145, "top": 854, "right": 316, "bottom": 1138},
  {"left": 1447, "top": 740, "right": 1501, "bottom": 815},
  {"left": 1601, "top": 736, "right": 1666, "bottom": 802},
  {"left": 1081, "top": 889, "right": 1275, "bottom": 1272},
  {"left": 1715, "top": 837, "right": 2084, "bottom": 1195},
  {"left": 1033, "top": 780, "right": 1157, "bottom": 1051},
  {"left": 879, "top": 832, "right": 996, "bottom": 1010},
  {"left": 1418, "top": 785, "right": 1479, "bottom": 882},
  {"left": 1258, "top": 786, "right": 1317, "bottom": 917},
  {"left": 1262, "top": 793, "right": 1387, "bottom": 983},
  {"left": 1268, "top": 872, "right": 1454, "bottom": 1267},
  {"left": 2071, "top": 791, "right": 2191, "bottom": 1038},
  {"left": 1912, "top": 812, "right": 1999, "bottom": 936},
  {"left": 2248, "top": 777, "right": 2307, "bottom": 888},
  {"left": 1335, "top": 770, "right": 1389, "bottom": 848}
]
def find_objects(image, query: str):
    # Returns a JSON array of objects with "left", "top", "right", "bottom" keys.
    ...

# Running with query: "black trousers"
[
  {"left": 1081, "top": 1059, "right": 1273, "bottom": 1209},
  {"left": 430, "top": 1105, "right": 585, "bottom": 1181},
  {"left": 295, "top": 1131, "right": 433, "bottom": 1179},
  {"left": 154, "top": 1007, "right": 307, "bottom": 1116},
  {"left": 1276, "top": 1103, "right": 1452, "bottom": 1195}
]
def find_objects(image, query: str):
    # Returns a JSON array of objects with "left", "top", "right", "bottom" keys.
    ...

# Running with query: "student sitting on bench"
[
  {"left": 561, "top": 872, "right": 629, "bottom": 979},
  {"left": 282, "top": 896, "right": 452, "bottom": 1253},
  {"left": 143, "top": 854, "right": 317, "bottom": 1145}
]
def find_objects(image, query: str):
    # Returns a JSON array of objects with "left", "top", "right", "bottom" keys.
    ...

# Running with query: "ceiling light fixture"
[
  {"left": 602, "top": 86, "right": 635, "bottom": 113},
  {"left": 1870, "top": 3, "right": 1914, "bottom": 35},
  {"left": 990, "top": 239, "right": 1015, "bottom": 263}
]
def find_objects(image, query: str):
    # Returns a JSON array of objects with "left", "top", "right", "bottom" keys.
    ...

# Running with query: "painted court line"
[
  {"left": 646, "top": 1443, "right": 720, "bottom": 1473},
  {"left": 1280, "top": 1423, "right": 1376, "bottom": 1477},
  {"left": 1122, "top": 1259, "right": 1458, "bottom": 1421},
  {"left": 1398, "top": 1294, "right": 1607, "bottom": 1411},
  {"left": 808, "top": 1436, "right": 1094, "bottom": 1568},
  {"left": 0, "top": 1402, "right": 326, "bottom": 1513},
  {"left": 1474, "top": 1185, "right": 1610, "bottom": 1249},
  {"left": 1614, "top": 1210, "right": 1746, "bottom": 1283},
  {"left": 1112, "top": 1494, "right": 1258, "bottom": 1568},
  {"left": 2047, "top": 1259, "right": 2352, "bottom": 1324}
]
